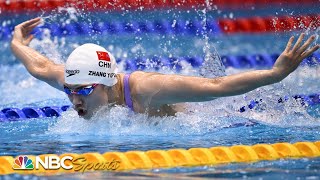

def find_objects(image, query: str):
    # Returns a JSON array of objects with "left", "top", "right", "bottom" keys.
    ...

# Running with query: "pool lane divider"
[
  {"left": 2, "top": 52, "right": 314, "bottom": 70},
  {"left": 0, "top": 141, "right": 320, "bottom": 175},
  {"left": 0, "top": 0, "right": 316, "bottom": 13},
  {"left": 1, "top": 14, "right": 319, "bottom": 40},
  {"left": 0, "top": 106, "right": 69, "bottom": 121},
  {"left": 0, "top": 94, "right": 319, "bottom": 122},
  {"left": 121, "top": 52, "right": 319, "bottom": 70},
  {"left": 29, "top": 14, "right": 320, "bottom": 36}
]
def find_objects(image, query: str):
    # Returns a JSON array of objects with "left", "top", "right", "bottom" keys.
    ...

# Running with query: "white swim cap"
[{"left": 65, "top": 43, "right": 118, "bottom": 86}]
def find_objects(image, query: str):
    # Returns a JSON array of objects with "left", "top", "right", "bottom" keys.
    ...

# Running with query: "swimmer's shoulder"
[
  {"left": 128, "top": 71, "right": 161, "bottom": 95},
  {"left": 129, "top": 71, "right": 160, "bottom": 84},
  {"left": 130, "top": 71, "right": 159, "bottom": 78}
]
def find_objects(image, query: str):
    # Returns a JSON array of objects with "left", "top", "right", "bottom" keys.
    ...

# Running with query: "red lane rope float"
[
  {"left": 0, "top": 0, "right": 64, "bottom": 12},
  {"left": 0, "top": 0, "right": 318, "bottom": 13},
  {"left": 208, "top": 0, "right": 316, "bottom": 9},
  {"left": 218, "top": 14, "right": 320, "bottom": 34}
]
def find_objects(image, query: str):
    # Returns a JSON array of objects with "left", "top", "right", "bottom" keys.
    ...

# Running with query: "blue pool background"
[{"left": 1, "top": 4, "right": 320, "bottom": 179}]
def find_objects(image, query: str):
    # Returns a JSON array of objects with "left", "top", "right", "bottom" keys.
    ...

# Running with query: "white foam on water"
[{"left": 47, "top": 101, "right": 249, "bottom": 136}]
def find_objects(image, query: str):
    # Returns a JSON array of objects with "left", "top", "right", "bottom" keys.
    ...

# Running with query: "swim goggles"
[{"left": 63, "top": 84, "right": 98, "bottom": 96}]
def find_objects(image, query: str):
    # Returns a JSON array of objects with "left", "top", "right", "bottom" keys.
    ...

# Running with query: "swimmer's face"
[{"left": 64, "top": 83, "right": 108, "bottom": 119}]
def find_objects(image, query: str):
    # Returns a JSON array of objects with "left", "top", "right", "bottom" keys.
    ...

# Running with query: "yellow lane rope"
[{"left": 0, "top": 141, "right": 319, "bottom": 175}]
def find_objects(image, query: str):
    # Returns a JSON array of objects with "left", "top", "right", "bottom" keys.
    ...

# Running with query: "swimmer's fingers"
[
  {"left": 20, "top": 17, "right": 41, "bottom": 28},
  {"left": 292, "top": 33, "right": 305, "bottom": 52},
  {"left": 297, "top": 35, "right": 316, "bottom": 55},
  {"left": 300, "top": 44, "right": 320, "bottom": 60},
  {"left": 15, "top": 18, "right": 41, "bottom": 35},
  {"left": 24, "top": 20, "right": 42, "bottom": 34},
  {"left": 26, "top": 20, "right": 42, "bottom": 30},
  {"left": 285, "top": 36, "right": 294, "bottom": 52},
  {"left": 14, "top": 18, "right": 41, "bottom": 38}
]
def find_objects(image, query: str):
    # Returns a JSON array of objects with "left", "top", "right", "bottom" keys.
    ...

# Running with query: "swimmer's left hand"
[{"left": 271, "top": 33, "right": 319, "bottom": 81}]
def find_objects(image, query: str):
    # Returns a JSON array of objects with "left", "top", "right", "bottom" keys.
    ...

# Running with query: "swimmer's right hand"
[{"left": 11, "top": 17, "right": 42, "bottom": 46}]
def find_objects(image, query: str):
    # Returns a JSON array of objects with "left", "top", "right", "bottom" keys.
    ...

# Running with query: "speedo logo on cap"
[
  {"left": 66, "top": 70, "right": 80, "bottom": 77},
  {"left": 96, "top": 51, "right": 110, "bottom": 61}
]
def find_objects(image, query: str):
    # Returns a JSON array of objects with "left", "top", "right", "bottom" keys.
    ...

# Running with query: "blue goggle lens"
[{"left": 64, "top": 84, "right": 97, "bottom": 96}]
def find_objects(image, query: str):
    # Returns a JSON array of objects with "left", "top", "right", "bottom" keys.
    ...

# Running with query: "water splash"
[
  {"left": 199, "top": 1, "right": 226, "bottom": 78},
  {"left": 48, "top": 103, "right": 251, "bottom": 136}
]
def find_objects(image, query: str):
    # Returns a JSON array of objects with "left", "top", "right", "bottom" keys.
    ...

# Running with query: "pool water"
[{"left": 1, "top": 5, "right": 320, "bottom": 179}]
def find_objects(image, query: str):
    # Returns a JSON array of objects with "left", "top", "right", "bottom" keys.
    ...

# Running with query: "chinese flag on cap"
[{"left": 96, "top": 51, "right": 110, "bottom": 61}]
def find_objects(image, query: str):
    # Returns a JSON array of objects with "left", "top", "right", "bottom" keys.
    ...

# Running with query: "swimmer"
[{"left": 10, "top": 17, "right": 319, "bottom": 119}]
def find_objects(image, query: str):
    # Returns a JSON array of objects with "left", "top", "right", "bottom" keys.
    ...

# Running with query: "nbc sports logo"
[
  {"left": 12, "top": 156, "right": 34, "bottom": 170},
  {"left": 12, "top": 155, "right": 73, "bottom": 170},
  {"left": 11, "top": 155, "right": 120, "bottom": 172}
]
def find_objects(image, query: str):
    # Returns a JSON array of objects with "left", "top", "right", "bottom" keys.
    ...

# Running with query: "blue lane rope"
[
  {"left": 0, "top": 105, "right": 70, "bottom": 121},
  {"left": 121, "top": 53, "right": 319, "bottom": 70},
  {"left": 239, "top": 94, "right": 320, "bottom": 113},
  {"left": 0, "top": 50, "right": 318, "bottom": 69},
  {"left": 0, "top": 19, "right": 220, "bottom": 40},
  {"left": 0, "top": 94, "right": 319, "bottom": 122}
]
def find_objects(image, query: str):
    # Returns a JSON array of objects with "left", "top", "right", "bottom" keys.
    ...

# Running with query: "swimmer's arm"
[
  {"left": 137, "top": 34, "right": 319, "bottom": 105},
  {"left": 11, "top": 18, "right": 64, "bottom": 91},
  {"left": 137, "top": 70, "right": 275, "bottom": 104}
]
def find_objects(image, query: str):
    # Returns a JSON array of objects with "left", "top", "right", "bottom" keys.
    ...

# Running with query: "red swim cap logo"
[{"left": 96, "top": 51, "right": 110, "bottom": 61}]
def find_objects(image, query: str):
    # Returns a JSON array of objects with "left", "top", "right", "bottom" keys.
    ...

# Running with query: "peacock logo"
[{"left": 12, "top": 156, "right": 34, "bottom": 170}]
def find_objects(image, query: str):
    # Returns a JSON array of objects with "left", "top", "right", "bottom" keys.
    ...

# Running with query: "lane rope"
[
  {"left": 1, "top": 14, "right": 319, "bottom": 40},
  {"left": 2, "top": 52, "right": 318, "bottom": 70},
  {"left": 0, "top": 141, "right": 319, "bottom": 175},
  {"left": 0, "top": 0, "right": 316, "bottom": 13},
  {"left": 119, "top": 53, "right": 319, "bottom": 71}
]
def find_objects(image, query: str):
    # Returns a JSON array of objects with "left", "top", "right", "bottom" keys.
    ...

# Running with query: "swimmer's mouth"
[{"left": 77, "top": 109, "right": 87, "bottom": 116}]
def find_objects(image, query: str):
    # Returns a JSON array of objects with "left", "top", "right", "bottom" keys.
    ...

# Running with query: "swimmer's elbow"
[
  {"left": 29, "top": 61, "right": 50, "bottom": 79},
  {"left": 30, "top": 61, "right": 63, "bottom": 84},
  {"left": 206, "top": 78, "right": 226, "bottom": 98},
  {"left": 30, "top": 66, "right": 64, "bottom": 91},
  {"left": 30, "top": 69, "right": 48, "bottom": 81}
]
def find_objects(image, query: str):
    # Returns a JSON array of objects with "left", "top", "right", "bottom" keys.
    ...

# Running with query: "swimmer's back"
[{"left": 129, "top": 71, "right": 186, "bottom": 116}]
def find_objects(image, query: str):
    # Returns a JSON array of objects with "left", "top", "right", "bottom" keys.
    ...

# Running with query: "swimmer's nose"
[{"left": 70, "top": 94, "right": 83, "bottom": 106}]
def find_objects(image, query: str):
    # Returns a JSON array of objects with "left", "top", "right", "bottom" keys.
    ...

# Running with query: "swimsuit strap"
[{"left": 124, "top": 74, "right": 134, "bottom": 111}]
